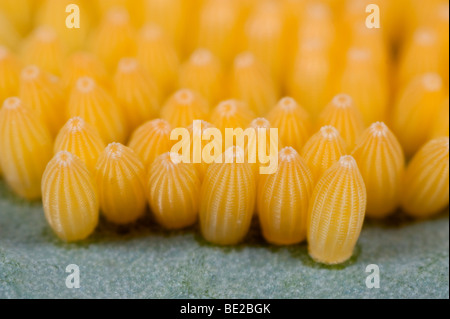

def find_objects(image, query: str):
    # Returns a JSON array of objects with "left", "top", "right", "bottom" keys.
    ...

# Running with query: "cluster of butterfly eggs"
[{"left": 0, "top": 0, "right": 449, "bottom": 265}]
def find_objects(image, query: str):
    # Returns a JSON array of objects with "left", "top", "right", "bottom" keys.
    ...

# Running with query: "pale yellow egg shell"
[
  {"left": 257, "top": 147, "right": 314, "bottom": 245},
  {"left": 352, "top": 122, "right": 405, "bottom": 218},
  {"left": 42, "top": 151, "right": 99, "bottom": 242},
  {"left": 199, "top": 147, "right": 255, "bottom": 245},
  {"left": 95, "top": 143, "right": 147, "bottom": 224},
  {"left": 54, "top": 117, "right": 106, "bottom": 174},
  {"left": 0, "top": 97, "right": 53, "bottom": 200},
  {"left": 401, "top": 137, "right": 449, "bottom": 218},
  {"left": 307, "top": 155, "right": 367, "bottom": 265},
  {"left": 147, "top": 152, "right": 201, "bottom": 229}
]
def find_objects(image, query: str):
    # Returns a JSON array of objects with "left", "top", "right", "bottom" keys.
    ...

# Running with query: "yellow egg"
[
  {"left": 95, "top": 143, "right": 147, "bottom": 224},
  {"left": 19, "top": 65, "right": 65, "bottom": 137},
  {"left": 61, "top": 51, "right": 109, "bottom": 91},
  {"left": 347, "top": 26, "right": 390, "bottom": 79},
  {"left": 0, "top": 0, "right": 32, "bottom": 36},
  {"left": 209, "top": 99, "right": 255, "bottom": 134},
  {"left": 67, "top": 77, "right": 127, "bottom": 143},
  {"left": 186, "top": 120, "right": 216, "bottom": 180},
  {"left": 245, "top": 117, "right": 281, "bottom": 183},
  {"left": 0, "top": 11, "right": 22, "bottom": 50},
  {"left": 391, "top": 73, "right": 445, "bottom": 157},
  {"left": 231, "top": 52, "right": 278, "bottom": 116},
  {"left": 317, "top": 93, "right": 365, "bottom": 151},
  {"left": 397, "top": 28, "right": 442, "bottom": 88},
  {"left": 0, "top": 46, "right": 20, "bottom": 103},
  {"left": 21, "top": 26, "right": 65, "bottom": 76},
  {"left": 298, "top": 2, "right": 336, "bottom": 49},
  {"left": 114, "top": 57, "right": 160, "bottom": 132},
  {"left": 54, "top": 117, "right": 106, "bottom": 173},
  {"left": 288, "top": 39, "right": 335, "bottom": 119},
  {"left": 197, "top": 0, "right": 243, "bottom": 65},
  {"left": 338, "top": 48, "right": 389, "bottom": 125},
  {"left": 301, "top": 126, "right": 346, "bottom": 183},
  {"left": 36, "top": 0, "right": 90, "bottom": 52},
  {"left": 401, "top": 137, "right": 449, "bottom": 218},
  {"left": 245, "top": 1, "right": 286, "bottom": 82},
  {"left": 160, "top": 89, "right": 209, "bottom": 128},
  {"left": 94, "top": 0, "right": 145, "bottom": 27},
  {"left": 144, "top": 0, "right": 187, "bottom": 54},
  {"left": 179, "top": 49, "right": 224, "bottom": 105},
  {"left": 352, "top": 122, "right": 405, "bottom": 218},
  {"left": 200, "top": 146, "right": 255, "bottom": 245},
  {"left": 267, "top": 97, "right": 312, "bottom": 152},
  {"left": 91, "top": 7, "right": 136, "bottom": 72},
  {"left": 0, "top": 97, "right": 53, "bottom": 200},
  {"left": 307, "top": 155, "right": 366, "bottom": 265},
  {"left": 42, "top": 151, "right": 99, "bottom": 242},
  {"left": 147, "top": 152, "right": 201, "bottom": 229},
  {"left": 429, "top": 97, "right": 449, "bottom": 139},
  {"left": 128, "top": 118, "right": 173, "bottom": 167},
  {"left": 257, "top": 147, "right": 313, "bottom": 245},
  {"left": 137, "top": 23, "right": 180, "bottom": 97}
]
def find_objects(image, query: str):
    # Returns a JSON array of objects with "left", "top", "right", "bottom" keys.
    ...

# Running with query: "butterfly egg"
[
  {"left": 0, "top": 97, "right": 53, "bottom": 200},
  {"left": 95, "top": 0, "right": 146, "bottom": 27},
  {"left": 136, "top": 24, "right": 180, "bottom": 97},
  {"left": 397, "top": 28, "right": 442, "bottom": 88},
  {"left": 68, "top": 76, "right": 127, "bottom": 144},
  {"left": 62, "top": 51, "right": 109, "bottom": 91},
  {"left": 317, "top": 93, "right": 365, "bottom": 151},
  {"left": 42, "top": 151, "right": 99, "bottom": 242},
  {"left": 144, "top": 0, "right": 186, "bottom": 54},
  {"left": 179, "top": 49, "right": 224, "bottom": 105},
  {"left": 210, "top": 99, "right": 255, "bottom": 135},
  {"left": 0, "top": 46, "right": 20, "bottom": 103},
  {"left": 430, "top": 97, "right": 449, "bottom": 139},
  {"left": 348, "top": 26, "right": 390, "bottom": 79},
  {"left": 36, "top": 0, "right": 90, "bottom": 52},
  {"left": 245, "top": 117, "right": 280, "bottom": 183},
  {"left": 267, "top": 97, "right": 312, "bottom": 152},
  {"left": 297, "top": 2, "right": 335, "bottom": 48},
  {"left": 128, "top": 118, "right": 173, "bottom": 167},
  {"left": 401, "top": 137, "right": 449, "bottom": 218},
  {"left": 161, "top": 89, "right": 209, "bottom": 128},
  {"left": 200, "top": 146, "right": 255, "bottom": 245},
  {"left": 0, "top": 10, "right": 21, "bottom": 50},
  {"left": 245, "top": 1, "right": 286, "bottom": 82},
  {"left": 257, "top": 147, "right": 313, "bottom": 245},
  {"left": 19, "top": 65, "right": 65, "bottom": 137},
  {"left": 197, "top": 0, "right": 242, "bottom": 65},
  {"left": 301, "top": 125, "right": 346, "bottom": 184},
  {"left": 0, "top": 0, "right": 32, "bottom": 36},
  {"left": 279, "top": 0, "right": 306, "bottom": 65},
  {"left": 340, "top": 0, "right": 392, "bottom": 48},
  {"left": 391, "top": 73, "right": 445, "bottom": 157},
  {"left": 307, "top": 155, "right": 367, "bottom": 265},
  {"left": 95, "top": 143, "right": 146, "bottom": 224},
  {"left": 231, "top": 51, "right": 278, "bottom": 116},
  {"left": 352, "top": 122, "right": 405, "bottom": 218},
  {"left": 147, "top": 152, "right": 200, "bottom": 229},
  {"left": 432, "top": 3, "right": 449, "bottom": 85},
  {"left": 91, "top": 7, "right": 136, "bottom": 72},
  {"left": 288, "top": 39, "right": 335, "bottom": 119},
  {"left": 54, "top": 117, "right": 105, "bottom": 174},
  {"left": 186, "top": 120, "right": 216, "bottom": 180},
  {"left": 114, "top": 57, "right": 160, "bottom": 132},
  {"left": 338, "top": 48, "right": 389, "bottom": 125},
  {"left": 21, "top": 26, "right": 65, "bottom": 76}
]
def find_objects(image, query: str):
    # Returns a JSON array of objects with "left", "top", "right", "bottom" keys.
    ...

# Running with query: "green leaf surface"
[{"left": 0, "top": 180, "right": 448, "bottom": 299}]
